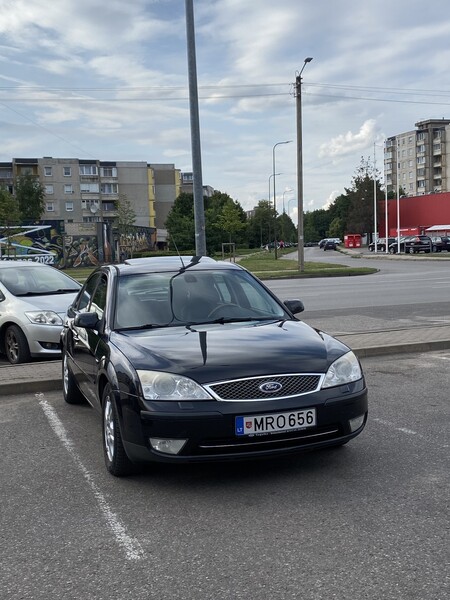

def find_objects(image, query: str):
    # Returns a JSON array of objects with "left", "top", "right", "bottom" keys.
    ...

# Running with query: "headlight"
[
  {"left": 322, "top": 351, "right": 362, "bottom": 388},
  {"left": 137, "top": 370, "right": 213, "bottom": 401},
  {"left": 25, "top": 311, "right": 63, "bottom": 326}
]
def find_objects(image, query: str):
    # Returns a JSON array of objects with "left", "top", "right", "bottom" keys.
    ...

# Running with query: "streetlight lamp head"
[{"left": 304, "top": 57, "right": 313, "bottom": 63}]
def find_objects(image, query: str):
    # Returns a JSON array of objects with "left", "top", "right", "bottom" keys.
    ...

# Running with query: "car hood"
[
  {"left": 110, "top": 320, "right": 350, "bottom": 382},
  {"left": 9, "top": 292, "right": 79, "bottom": 315}
]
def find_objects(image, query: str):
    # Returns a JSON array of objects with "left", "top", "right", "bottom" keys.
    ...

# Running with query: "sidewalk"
[{"left": 1, "top": 324, "right": 450, "bottom": 398}]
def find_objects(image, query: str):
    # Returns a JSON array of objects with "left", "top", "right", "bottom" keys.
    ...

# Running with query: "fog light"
[
  {"left": 349, "top": 414, "right": 365, "bottom": 432},
  {"left": 149, "top": 438, "right": 187, "bottom": 455}
]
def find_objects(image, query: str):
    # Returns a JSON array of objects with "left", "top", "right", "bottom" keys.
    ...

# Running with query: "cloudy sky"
[{"left": 1, "top": 0, "right": 449, "bottom": 222}]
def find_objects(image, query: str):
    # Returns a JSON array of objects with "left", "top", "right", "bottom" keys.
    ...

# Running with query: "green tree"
[
  {"left": 165, "top": 193, "right": 196, "bottom": 251},
  {"left": 277, "top": 212, "right": 297, "bottom": 244},
  {"left": 114, "top": 194, "right": 137, "bottom": 237},
  {"left": 217, "top": 201, "right": 247, "bottom": 244},
  {"left": 345, "top": 157, "right": 384, "bottom": 240},
  {"left": 15, "top": 173, "right": 45, "bottom": 222},
  {"left": 246, "top": 200, "right": 273, "bottom": 248}
]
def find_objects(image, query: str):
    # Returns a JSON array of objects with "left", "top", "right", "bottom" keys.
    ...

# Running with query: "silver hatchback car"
[{"left": 0, "top": 261, "right": 81, "bottom": 364}]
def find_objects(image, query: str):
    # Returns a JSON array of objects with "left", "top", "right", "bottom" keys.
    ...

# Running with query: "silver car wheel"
[
  {"left": 63, "top": 355, "right": 69, "bottom": 397},
  {"left": 104, "top": 395, "right": 115, "bottom": 463}
]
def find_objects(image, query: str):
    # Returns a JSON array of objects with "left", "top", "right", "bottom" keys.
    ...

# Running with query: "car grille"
[
  {"left": 194, "top": 425, "right": 341, "bottom": 455},
  {"left": 205, "top": 374, "right": 322, "bottom": 401}
]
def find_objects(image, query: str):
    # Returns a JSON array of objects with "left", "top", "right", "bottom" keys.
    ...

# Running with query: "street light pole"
[
  {"left": 282, "top": 188, "right": 293, "bottom": 213},
  {"left": 268, "top": 172, "right": 281, "bottom": 250},
  {"left": 272, "top": 141, "right": 292, "bottom": 258},
  {"left": 295, "top": 56, "right": 313, "bottom": 272}
]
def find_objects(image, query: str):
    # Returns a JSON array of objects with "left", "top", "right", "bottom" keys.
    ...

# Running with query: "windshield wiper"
[
  {"left": 115, "top": 323, "right": 164, "bottom": 331},
  {"left": 187, "top": 316, "right": 280, "bottom": 326},
  {"left": 19, "top": 288, "right": 79, "bottom": 296}
]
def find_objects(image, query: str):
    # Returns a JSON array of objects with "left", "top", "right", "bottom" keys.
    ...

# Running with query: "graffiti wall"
[
  {"left": 0, "top": 222, "right": 64, "bottom": 266},
  {"left": 0, "top": 221, "right": 155, "bottom": 267}
]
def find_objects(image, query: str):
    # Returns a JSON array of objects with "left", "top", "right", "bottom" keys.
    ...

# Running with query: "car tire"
[
  {"left": 369, "top": 247, "right": 374, "bottom": 252},
  {"left": 407, "top": 247, "right": 414, "bottom": 254},
  {"left": 432, "top": 245, "right": 438, "bottom": 252},
  {"left": 5, "top": 324, "right": 31, "bottom": 364},
  {"left": 380, "top": 245, "right": 386, "bottom": 252},
  {"left": 389, "top": 247, "right": 395, "bottom": 254},
  {"left": 102, "top": 384, "right": 134, "bottom": 477},
  {"left": 62, "top": 353, "right": 85, "bottom": 404}
]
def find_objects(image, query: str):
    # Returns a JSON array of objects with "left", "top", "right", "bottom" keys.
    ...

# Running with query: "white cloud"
[
  {"left": 0, "top": 0, "right": 449, "bottom": 211},
  {"left": 318, "top": 120, "right": 378, "bottom": 159}
]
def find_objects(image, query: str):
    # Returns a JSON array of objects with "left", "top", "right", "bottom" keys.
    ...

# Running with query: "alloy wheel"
[{"left": 104, "top": 395, "right": 115, "bottom": 463}]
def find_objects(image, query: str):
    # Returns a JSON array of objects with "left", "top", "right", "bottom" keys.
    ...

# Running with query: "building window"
[
  {"left": 44, "top": 166, "right": 52, "bottom": 176},
  {"left": 418, "top": 180, "right": 426, "bottom": 188},
  {"left": 64, "top": 184, "right": 73, "bottom": 194},
  {"left": 409, "top": 183, "right": 413, "bottom": 191},
  {"left": 417, "top": 132, "right": 425, "bottom": 141},
  {"left": 63, "top": 166, "right": 72, "bottom": 176},
  {"left": 79, "top": 165, "right": 98, "bottom": 176},
  {"left": 65, "top": 201, "right": 74, "bottom": 212},
  {"left": 409, "top": 172, "right": 413, "bottom": 179},
  {"left": 417, "top": 157, "right": 425, "bottom": 165},
  {"left": 100, "top": 167, "right": 117, "bottom": 177},
  {"left": 417, "top": 144, "right": 425, "bottom": 153},
  {"left": 46, "top": 202, "right": 55, "bottom": 212},
  {"left": 101, "top": 183, "right": 118, "bottom": 194},
  {"left": 45, "top": 184, "right": 54, "bottom": 195},
  {"left": 102, "top": 201, "right": 116, "bottom": 212},
  {"left": 80, "top": 183, "right": 99, "bottom": 193},
  {"left": 81, "top": 200, "right": 100, "bottom": 211}
]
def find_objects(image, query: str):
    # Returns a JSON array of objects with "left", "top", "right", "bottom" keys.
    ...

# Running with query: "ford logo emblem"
[{"left": 259, "top": 381, "right": 282, "bottom": 394}]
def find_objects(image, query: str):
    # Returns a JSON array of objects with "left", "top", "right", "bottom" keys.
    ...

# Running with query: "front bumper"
[
  {"left": 20, "top": 322, "right": 63, "bottom": 357},
  {"left": 120, "top": 382, "right": 368, "bottom": 464}
]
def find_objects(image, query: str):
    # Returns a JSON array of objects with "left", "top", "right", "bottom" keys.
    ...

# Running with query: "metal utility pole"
[
  {"left": 295, "top": 57, "right": 313, "bottom": 272},
  {"left": 185, "top": 0, "right": 206, "bottom": 256}
]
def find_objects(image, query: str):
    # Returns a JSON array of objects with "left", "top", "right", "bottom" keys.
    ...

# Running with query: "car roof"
[
  {"left": 118, "top": 255, "right": 242, "bottom": 275},
  {"left": 0, "top": 260, "right": 52, "bottom": 269}
]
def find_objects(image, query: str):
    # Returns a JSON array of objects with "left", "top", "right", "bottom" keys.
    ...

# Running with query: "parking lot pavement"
[{"left": 1, "top": 323, "right": 450, "bottom": 398}]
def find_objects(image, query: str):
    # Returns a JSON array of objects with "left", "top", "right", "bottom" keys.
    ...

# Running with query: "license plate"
[{"left": 235, "top": 408, "right": 316, "bottom": 436}]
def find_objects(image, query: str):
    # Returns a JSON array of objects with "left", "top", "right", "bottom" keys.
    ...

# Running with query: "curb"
[{"left": 1, "top": 337, "right": 450, "bottom": 398}]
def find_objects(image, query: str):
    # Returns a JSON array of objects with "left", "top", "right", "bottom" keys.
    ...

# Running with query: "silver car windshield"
[
  {"left": 114, "top": 269, "right": 287, "bottom": 329},
  {"left": 0, "top": 266, "right": 80, "bottom": 296}
]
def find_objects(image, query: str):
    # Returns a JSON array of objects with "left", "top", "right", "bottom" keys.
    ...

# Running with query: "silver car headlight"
[
  {"left": 137, "top": 370, "right": 213, "bottom": 401},
  {"left": 25, "top": 311, "right": 64, "bottom": 326},
  {"left": 322, "top": 351, "right": 362, "bottom": 388}
]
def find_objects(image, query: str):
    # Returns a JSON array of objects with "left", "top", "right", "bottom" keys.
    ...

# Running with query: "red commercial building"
[{"left": 378, "top": 191, "right": 450, "bottom": 236}]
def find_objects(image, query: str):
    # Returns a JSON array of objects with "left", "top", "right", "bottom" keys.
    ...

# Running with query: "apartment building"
[
  {"left": 0, "top": 157, "right": 181, "bottom": 233},
  {"left": 385, "top": 118, "right": 450, "bottom": 196}
]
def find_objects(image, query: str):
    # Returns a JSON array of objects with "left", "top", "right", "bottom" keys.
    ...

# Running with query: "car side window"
[
  {"left": 88, "top": 275, "right": 107, "bottom": 321},
  {"left": 76, "top": 273, "right": 101, "bottom": 312}
]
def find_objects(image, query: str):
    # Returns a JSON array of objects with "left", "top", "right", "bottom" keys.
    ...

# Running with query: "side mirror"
[
  {"left": 74, "top": 311, "right": 99, "bottom": 329},
  {"left": 284, "top": 299, "right": 304, "bottom": 314}
]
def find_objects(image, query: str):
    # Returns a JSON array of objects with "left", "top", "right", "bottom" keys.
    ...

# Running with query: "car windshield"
[
  {"left": 0, "top": 266, "right": 80, "bottom": 296},
  {"left": 114, "top": 268, "right": 288, "bottom": 329}
]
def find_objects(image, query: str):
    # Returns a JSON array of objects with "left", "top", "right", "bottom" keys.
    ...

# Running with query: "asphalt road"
[
  {"left": 268, "top": 248, "right": 450, "bottom": 335},
  {"left": 1, "top": 351, "right": 449, "bottom": 600}
]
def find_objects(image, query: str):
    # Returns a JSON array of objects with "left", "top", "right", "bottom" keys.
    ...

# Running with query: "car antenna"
[{"left": 171, "top": 238, "right": 186, "bottom": 269}]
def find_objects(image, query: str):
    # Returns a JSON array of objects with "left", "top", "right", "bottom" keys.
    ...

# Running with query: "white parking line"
[
  {"left": 37, "top": 394, "right": 144, "bottom": 561},
  {"left": 373, "top": 418, "right": 421, "bottom": 438}
]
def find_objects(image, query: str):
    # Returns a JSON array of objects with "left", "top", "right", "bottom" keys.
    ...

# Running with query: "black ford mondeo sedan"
[{"left": 61, "top": 256, "right": 368, "bottom": 476}]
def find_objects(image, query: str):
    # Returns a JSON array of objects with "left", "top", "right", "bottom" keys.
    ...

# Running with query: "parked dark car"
[
  {"left": 368, "top": 237, "right": 397, "bottom": 252},
  {"left": 61, "top": 256, "right": 368, "bottom": 476},
  {"left": 388, "top": 235, "right": 432, "bottom": 254},
  {"left": 323, "top": 240, "right": 337, "bottom": 251},
  {"left": 430, "top": 236, "right": 450, "bottom": 252},
  {"left": 319, "top": 238, "right": 341, "bottom": 249}
]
